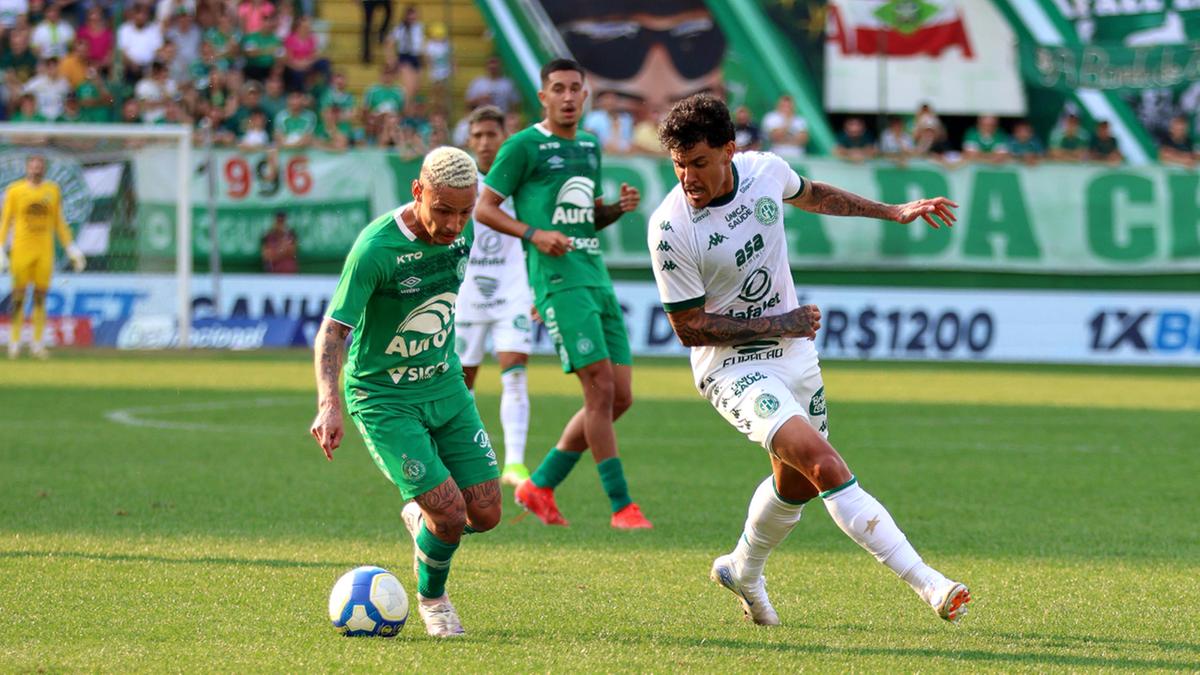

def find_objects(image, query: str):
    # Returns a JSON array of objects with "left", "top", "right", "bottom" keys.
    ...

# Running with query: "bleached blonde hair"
[{"left": 420, "top": 146, "right": 477, "bottom": 189}]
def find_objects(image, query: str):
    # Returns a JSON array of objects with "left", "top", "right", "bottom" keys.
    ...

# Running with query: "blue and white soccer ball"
[{"left": 329, "top": 566, "right": 409, "bottom": 637}]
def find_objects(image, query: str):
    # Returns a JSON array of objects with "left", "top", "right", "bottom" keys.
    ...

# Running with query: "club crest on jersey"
[
  {"left": 755, "top": 197, "right": 779, "bottom": 225},
  {"left": 552, "top": 176, "right": 595, "bottom": 225},
  {"left": 402, "top": 457, "right": 427, "bottom": 480},
  {"left": 753, "top": 393, "right": 780, "bottom": 418}
]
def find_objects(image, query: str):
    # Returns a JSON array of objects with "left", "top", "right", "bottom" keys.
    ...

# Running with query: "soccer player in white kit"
[
  {"left": 647, "top": 95, "right": 970, "bottom": 626},
  {"left": 456, "top": 106, "right": 534, "bottom": 486}
]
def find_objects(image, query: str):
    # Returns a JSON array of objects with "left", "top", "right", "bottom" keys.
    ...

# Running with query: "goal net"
[{"left": 0, "top": 123, "right": 194, "bottom": 349}]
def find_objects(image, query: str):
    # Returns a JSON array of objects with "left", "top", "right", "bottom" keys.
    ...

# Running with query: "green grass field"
[{"left": 2, "top": 353, "right": 1199, "bottom": 672}]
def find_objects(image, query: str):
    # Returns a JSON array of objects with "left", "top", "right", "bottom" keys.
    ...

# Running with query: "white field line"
[{"left": 104, "top": 396, "right": 306, "bottom": 432}]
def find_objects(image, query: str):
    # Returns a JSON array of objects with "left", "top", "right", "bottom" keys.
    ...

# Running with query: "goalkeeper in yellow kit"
[{"left": 1, "top": 155, "right": 86, "bottom": 359}]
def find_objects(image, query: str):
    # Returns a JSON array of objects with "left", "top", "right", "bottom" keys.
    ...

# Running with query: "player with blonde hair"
[
  {"left": 1, "top": 154, "right": 86, "bottom": 359},
  {"left": 310, "top": 146, "right": 501, "bottom": 638}
]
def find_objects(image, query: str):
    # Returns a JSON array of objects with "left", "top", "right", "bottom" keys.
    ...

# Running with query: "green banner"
[
  {"left": 133, "top": 149, "right": 1200, "bottom": 274},
  {"left": 1020, "top": 41, "right": 1200, "bottom": 92}
]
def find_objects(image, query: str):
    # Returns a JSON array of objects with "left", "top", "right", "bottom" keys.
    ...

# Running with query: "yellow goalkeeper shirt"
[{"left": 1, "top": 179, "right": 74, "bottom": 260}]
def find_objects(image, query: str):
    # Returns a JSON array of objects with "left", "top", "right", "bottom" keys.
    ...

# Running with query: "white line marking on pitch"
[{"left": 104, "top": 397, "right": 306, "bottom": 432}]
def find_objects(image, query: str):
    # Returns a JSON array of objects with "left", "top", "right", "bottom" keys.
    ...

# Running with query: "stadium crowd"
[{"left": 1, "top": 0, "right": 1197, "bottom": 167}]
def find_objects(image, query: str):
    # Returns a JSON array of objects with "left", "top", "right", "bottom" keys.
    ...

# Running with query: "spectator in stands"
[
  {"left": 631, "top": 105, "right": 663, "bottom": 154},
  {"left": 10, "top": 92, "right": 44, "bottom": 121},
  {"left": 732, "top": 105, "right": 760, "bottom": 152},
  {"left": 166, "top": 9, "right": 201, "bottom": 74},
  {"left": 158, "top": 39, "right": 189, "bottom": 85},
  {"left": 1048, "top": 113, "right": 1089, "bottom": 161},
  {"left": 317, "top": 102, "right": 362, "bottom": 150},
  {"left": 1089, "top": 120, "right": 1122, "bottom": 164},
  {"left": 190, "top": 39, "right": 223, "bottom": 90},
  {"left": 118, "top": 4, "right": 163, "bottom": 84},
  {"left": 118, "top": 97, "right": 141, "bottom": 123},
  {"left": 1008, "top": 121, "right": 1045, "bottom": 165},
  {"left": 282, "top": 15, "right": 326, "bottom": 92},
  {"left": 76, "top": 6, "right": 113, "bottom": 75},
  {"left": 23, "top": 56, "right": 68, "bottom": 119},
  {"left": 237, "top": 0, "right": 273, "bottom": 35},
  {"left": 359, "top": 0, "right": 390, "bottom": 63},
  {"left": 59, "top": 38, "right": 88, "bottom": 87},
  {"left": 583, "top": 90, "right": 633, "bottom": 155},
  {"left": 273, "top": 0, "right": 293, "bottom": 40},
  {"left": 238, "top": 107, "right": 270, "bottom": 147},
  {"left": 879, "top": 115, "right": 913, "bottom": 159},
  {"left": 465, "top": 56, "right": 517, "bottom": 112},
  {"left": 962, "top": 114, "right": 1010, "bottom": 163},
  {"left": 203, "top": 11, "right": 239, "bottom": 70},
  {"left": 319, "top": 70, "right": 354, "bottom": 113},
  {"left": 0, "top": 0, "right": 27, "bottom": 30},
  {"left": 135, "top": 60, "right": 176, "bottom": 122},
  {"left": 2, "top": 27, "right": 39, "bottom": 82},
  {"left": 274, "top": 89, "right": 315, "bottom": 147},
  {"left": 762, "top": 95, "right": 807, "bottom": 159},
  {"left": 31, "top": 4, "right": 74, "bottom": 59},
  {"left": 261, "top": 72, "right": 285, "bottom": 118},
  {"left": 911, "top": 118, "right": 951, "bottom": 161},
  {"left": 57, "top": 91, "right": 82, "bottom": 121},
  {"left": 424, "top": 21, "right": 450, "bottom": 109},
  {"left": 914, "top": 101, "right": 944, "bottom": 138},
  {"left": 227, "top": 78, "right": 267, "bottom": 137},
  {"left": 240, "top": 11, "right": 280, "bottom": 81},
  {"left": 1158, "top": 114, "right": 1196, "bottom": 168},
  {"left": 402, "top": 93, "right": 429, "bottom": 140},
  {"left": 75, "top": 66, "right": 112, "bottom": 121},
  {"left": 385, "top": 4, "right": 421, "bottom": 96},
  {"left": 261, "top": 211, "right": 298, "bottom": 273},
  {"left": 835, "top": 116, "right": 876, "bottom": 162},
  {"left": 364, "top": 61, "right": 404, "bottom": 117}
]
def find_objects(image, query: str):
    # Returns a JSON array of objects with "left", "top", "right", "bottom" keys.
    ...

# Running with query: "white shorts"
[
  {"left": 700, "top": 360, "right": 828, "bottom": 453},
  {"left": 455, "top": 312, "right": 533, "bottom": 367}
]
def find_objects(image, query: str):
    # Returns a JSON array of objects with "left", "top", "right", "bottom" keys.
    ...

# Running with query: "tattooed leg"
[{"left": 462, "top": 479, "right": 502, "bottom": 532}]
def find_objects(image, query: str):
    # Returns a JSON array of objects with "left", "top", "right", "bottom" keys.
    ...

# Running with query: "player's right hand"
[
  {"left": 783, "top": 305, "right": 821, "bottom": 339},
  {"left": 310, "top": 405, "right": 344, "bottom": 460},
  {"left": 531, "top": 229, "right": 573, "bottom": 256}
]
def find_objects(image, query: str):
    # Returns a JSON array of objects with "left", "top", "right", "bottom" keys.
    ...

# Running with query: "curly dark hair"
[{"left": 658, "top": 94, "right": 735, "bottom": 153}]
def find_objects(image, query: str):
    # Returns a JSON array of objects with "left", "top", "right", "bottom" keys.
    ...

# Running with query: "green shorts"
[
  {"left": 348, "top": 385, "right": 499, "bottom": 500},
  {"left": 538, "top": 286, "right": 632, "bottom": 373}
]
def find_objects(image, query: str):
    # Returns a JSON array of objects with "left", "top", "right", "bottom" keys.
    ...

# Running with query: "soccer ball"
[{"left": 329, "top": 566, "right": 409, "bottom": 637}]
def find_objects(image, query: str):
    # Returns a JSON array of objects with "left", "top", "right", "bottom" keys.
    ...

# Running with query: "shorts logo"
[
  {"left": 754, "top": 197, "right": 779, "bottom": 225},
  {"left": 474, "top": 275, "right": 499, "bottom": 298},
  {"left": 402, "top": 457, "right": 426, "bottom": 481},
  {"left": 576, "top": 336, "right": 594, "bottom": 355},
  {"left": 474, "top": 429, "right": 492, "bottom": 449},
  {"left": 754, "top": 393, "right": 780, "bottom": 418},
  {"left": 513, "top": 314, "right": 531, "bottom": 331},
  {"left": 809, "top": 387, "right": 826, "bottom": 416}
]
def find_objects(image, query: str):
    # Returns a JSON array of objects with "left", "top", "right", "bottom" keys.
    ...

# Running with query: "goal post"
[{"left": 0, "top": 122, "right": 195, "bottom": 348}]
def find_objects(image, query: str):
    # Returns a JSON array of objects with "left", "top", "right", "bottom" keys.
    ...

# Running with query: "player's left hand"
[
  {"left": 893, "top": 197, "right": 958, "bottom": 229},
  {"left": 310, "top": 405, "right": 344, "bottom": 461},
  {"left": 67, "top": 244, "right": 87, "bottom": 272}
]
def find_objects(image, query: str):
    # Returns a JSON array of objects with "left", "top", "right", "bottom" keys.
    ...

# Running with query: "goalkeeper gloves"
[{"left": 67, "top": 244, "right": 87, "bottom": 272}]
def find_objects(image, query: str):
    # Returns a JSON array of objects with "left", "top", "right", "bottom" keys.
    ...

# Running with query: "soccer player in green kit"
[
  {"left": 475, "top": 59, "right": 652, "bottom": 529},
  {"left": 310, "top": 147, "right": 502, "bottom": 638}
]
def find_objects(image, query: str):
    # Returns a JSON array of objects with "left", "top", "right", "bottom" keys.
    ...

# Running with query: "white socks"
[
  {"left": 731, "top": 475, "right": 806, "bottom": 581},
  {"left": 822, "top": 478, "right": 948, "bottom": 603},
  {"left": 499, "top": 366, "right": 529, "bottom": 466}
]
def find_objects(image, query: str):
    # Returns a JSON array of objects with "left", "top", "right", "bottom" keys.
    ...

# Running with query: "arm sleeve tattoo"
[
  {"left": 594, "top": 202, "right": 625, "bottom": 230},
  {"left": 793, "top": 180, "right": 897, "bottom": 221},
  {"left": 668, "top": 307, "right": 803, "bottom": 347},
  {"left": 314, "top": 318, "right": 350, "bottom": 407}
]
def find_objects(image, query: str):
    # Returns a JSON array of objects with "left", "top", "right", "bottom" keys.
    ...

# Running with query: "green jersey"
[
  {"left": 327, "top": 204, "right": 474, "bottom": 404},
  {"left": 240, "top": 31, "right": 280, "bottom": 69},
  {"left": 963, "top": 127, "right": 1010, "bottom": 154},
  {"left": 484, "top": 123, "right": 610, "bottom": 300},
  {"left": 274, "top": 109, "right": 317, "bottom": 142},
  {"left": 363, "top": 84, "right": 405, "bottom": 114}
]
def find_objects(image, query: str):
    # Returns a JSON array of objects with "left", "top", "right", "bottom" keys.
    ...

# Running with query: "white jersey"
[
  {"left": 457, "top": 172, "right": 532, "bottom": 322},
  {"left": 648, "top": 151, "right": 818, "bottom": 387}
]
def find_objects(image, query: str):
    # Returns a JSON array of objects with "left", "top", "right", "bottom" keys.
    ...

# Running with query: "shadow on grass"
[
  {"left": 477, "top": 629, "right": 1200, "bottom": 670},
  {"left": 0, "top": 549, "right": 357, "bottom": 570}
]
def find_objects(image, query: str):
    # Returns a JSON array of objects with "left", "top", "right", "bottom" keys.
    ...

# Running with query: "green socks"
[
  {"left": 597, "top": 457, "right": 633, "bottom": 513},
  {"left": 416, "top": 523, "right": 459, "bottom": 599},
  {"left": 530, "top": 447, "right": 583, "bottom": 489}
]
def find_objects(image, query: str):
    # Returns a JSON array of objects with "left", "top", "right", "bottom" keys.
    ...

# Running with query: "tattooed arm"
[
  {"left": 310, "top": 317, "right": 351, "bottom": 460},
  {"left": 787, "top": 180, "right": 958, "bottom": 228},
  {"left": 666, "top": 305, "right": 822, "bottom": 348},
  {"left": 594, "top": 183, "right": 640, "bottom": 230}
]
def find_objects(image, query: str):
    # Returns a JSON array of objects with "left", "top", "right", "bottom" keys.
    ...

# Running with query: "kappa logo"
[
  {"left": 755, "top": 197, "right": 779, "bottom": 225},
  {"left": 754, "top": 393, "right": 780, "bottom": 418},
  {"left": 656, "top": 240, "right": 673, "bottom": 252},
  {"left": 552, "top": 176, "right": 595, "bottom": 225},
  {"left": 661, "top": 260, "right": 678, "bottom": 272},
  {"left": 385, "top": 292, "right": 457, "bottom": 357},
  {"left": 659, "top": 220, "right": 674, "bottom": 231},
  {"left": 708, "top": 232, "right": 729, "bottom": 250}
]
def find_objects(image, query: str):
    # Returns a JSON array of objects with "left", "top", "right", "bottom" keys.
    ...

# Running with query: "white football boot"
[
  {"left": 417, "top": 595, "right": 466, "bottom": 638},
  {"left": 710, "top": 554, "right": 780, "bottom": 626},
  {"left": 401, "top": 501, "right": 422, "bottom": 578},
  {"left": 930, "top": 580, "right": 971, "bottom": 623}
]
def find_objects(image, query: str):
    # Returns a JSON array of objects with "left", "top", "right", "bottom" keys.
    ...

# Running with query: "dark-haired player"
[
  {"left": 647, "top": 94, "right": 970, "bottom": 625},
  {"left": 475, "top": 59, "right": 651, "bottom": 529}
]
